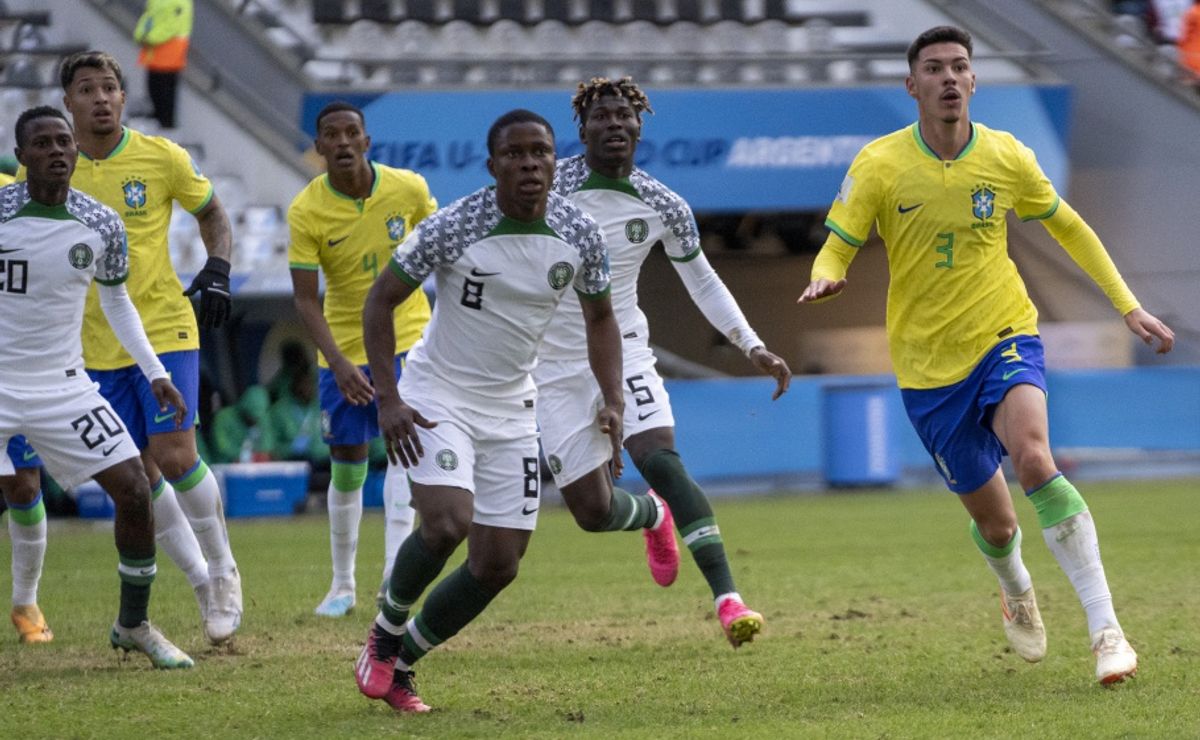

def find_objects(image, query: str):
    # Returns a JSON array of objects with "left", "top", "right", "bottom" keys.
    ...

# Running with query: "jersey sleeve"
[
  {"left": 95, "top": 216, "right": 130, "bottom": 285},
  {"left": 389, "top": 208, "right": 454, "bottom": 287},
  {"left": 573, "top": 217, "right": 611, "bottom": 299},
  {"left": 406, "top": 172, "right": 438, "bottom": 225},
  {"left": 286, "top": 196, "right": 320, "bottom": 271},
  {"left": 661, "top": 194, "right": 701, "bottom": 262},
  {"left": 824, "top": 148, "right": 883, "bottom": 247},
  {"left": 166, "top": 140, "right": 215, "bottom": 214},
  {"left": 1012, "top": 141, "right": 1060, "bottom": 221}
]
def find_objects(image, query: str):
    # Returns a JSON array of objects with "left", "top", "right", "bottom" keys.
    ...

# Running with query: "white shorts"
[
  {"left": 533, "top": 357, "right": 675, "bottom": 487},
  {"left": 402, "top": 393, "right": 541, "bottom": 531},
  {"left": 0, "top": 382, "right": 140, "bottom": 489}
]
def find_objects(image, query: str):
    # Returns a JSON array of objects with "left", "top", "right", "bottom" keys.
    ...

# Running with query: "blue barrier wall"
[{"left": 619, "top": 367, "right": 1200, "bottom": 488}]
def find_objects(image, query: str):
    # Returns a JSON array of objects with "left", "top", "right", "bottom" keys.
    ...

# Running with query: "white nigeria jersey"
[
  {"left": 540, "top": 155, "right": 701, "bottom": 363},
  {"left": 388, "top": 186, "right": 610, "bottom": 418},
  {"left": 0, "top": 183, "right": 128, "bottom": 389}
]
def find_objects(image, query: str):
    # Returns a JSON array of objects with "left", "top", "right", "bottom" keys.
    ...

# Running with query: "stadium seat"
[
  {"left": 359, "top": 0, "right": 394, "bottom": 23},
  {"left": 404, "top": 0, "right": 453, "bottom": 24},
  {"left": 312, "top": 0, "right": 349, "bottom": 25},
  {"left": 543, "top": 0, "right": 589, "bottom": 26}
]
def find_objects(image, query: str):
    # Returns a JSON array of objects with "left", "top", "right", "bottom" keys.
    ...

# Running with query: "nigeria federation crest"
[
  {"left": 624, "top": 218, "right": 649, "bottom": 244},
  {"left": 547, "top": 261, "right": 574, "bottom": 290},
  {"left": 68, "top": 242, "right": 94, "bottom": 270},
  {"left": 435, "top": 449, "right": 459, "bottom": 471},
  {"left": 122, "top": 178, "right": 147, "bottom": 209},
  {"left": 547, "top": 455, "right": 563, "bottom": 476},
  {"left": 971, "top": 186, "right": 995, "bottom": 220},
  {"left": 386, "top": 214, "right": 406, "bottom": 241}
]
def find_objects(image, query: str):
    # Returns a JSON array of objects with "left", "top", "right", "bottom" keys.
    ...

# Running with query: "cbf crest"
[
  {"left": 624, "top": 218, "right": 648, "bottom": 244},
  {"left": 971, "top": 183, "right": 996, "bottom": 221},
  {"left": 122, "top": 177, "right": 147, "bottom": 210},
  {"left": 547, "top": 261, "right": 574, "bottom": 290},
  {"left": 68, "top": 242, "right": 94, "bottom": 270},
  {"left": 385, "top": 212, "right": 406, "bottom": 242}
]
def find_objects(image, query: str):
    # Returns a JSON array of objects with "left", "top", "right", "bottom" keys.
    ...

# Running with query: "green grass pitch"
[{"left": 2, "top": 478, "right": 1198, "bottom": 738}]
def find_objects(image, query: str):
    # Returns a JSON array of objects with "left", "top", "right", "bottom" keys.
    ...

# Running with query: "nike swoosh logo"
[
  {"left": 102, "top": 442, "right": 121, "bottom": 456},
  {"left": 470, "top": 268, "right": 500, "bottom": 277},
  {"left": 0, "top": 246, "right": 22, "bottom": 254},
  {"left": 1001, "top": 368, "right": 1028, "bottom": 381},
  {"left": 22, "top": 449, "right": 38, "bottom": 462},
  {"left": 521, "top": 504, "right": 539, "bottom": 515},
  {"left": 637, "top": 410, "right": 660, "bottom": 421},
  {"left": 327, "top": 236, "right": 349, "bottom": 247},
  {"left": 154, "top": 411, "right": 175, "bottom": 423},
  {"left": 897, "top": 203, "right": 923, "bottom": 214}
]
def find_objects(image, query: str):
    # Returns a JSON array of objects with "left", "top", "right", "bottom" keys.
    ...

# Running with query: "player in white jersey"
[
  {"left": 536, "top": 78, "right": 792, "bottom": 648},
  {"left": 354, "top": 110, "right": 621, "bottom": 713},
  {"left": 0, "top": 107, "right": 192, "bottom": 668}
]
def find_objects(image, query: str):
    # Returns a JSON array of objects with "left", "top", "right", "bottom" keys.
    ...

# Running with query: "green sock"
[
  {"left": 1026, "top": 473, "right": 1088, "bottom": 528},
  {"left": 381, "top": 527, "right": 449, "bottom": 627},
  {"left": 598, "top": 486, "right": 659, "bottom": 531},
  {"left": 398, "top": 563, "right": 497, "bottom": 667},
  {"left": 117, "top": 554, "right": 156, "bottom": 628},
  {"left": 639, "top": 449, "right": 736, "bottom": 598}
]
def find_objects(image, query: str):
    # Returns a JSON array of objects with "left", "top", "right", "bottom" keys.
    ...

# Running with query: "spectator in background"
[
  {"left": 266, "top": 350, "right": 328, "bottom": 469},
  {"left": 1178, "top": 0, "right": 1200, "bottom": 81},
  {"left": 209, "top": 385, "right": 273, "bottom": 464},
  {"left": 134, "top": 0, "right": 193, "bottom": 129}
]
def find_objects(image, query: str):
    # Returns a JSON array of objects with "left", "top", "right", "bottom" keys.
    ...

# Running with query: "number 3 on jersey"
[{"left": 934, "top": 232, "right": 955, "bottom": 269}]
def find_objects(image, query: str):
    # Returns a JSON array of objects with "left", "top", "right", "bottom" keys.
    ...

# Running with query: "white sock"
[
  {"left": 328, "top": 484, "right": 362, "bottom": 593},
  {"left": 152, "top": 480, "right": 209, "bottom": 588},
  {"left": 979, "top": 529, "right": 1034, "bottom": 597},
  {"left": 8, "top": 507, "right": 46, "bottom": 605},
  {"left": 714, "top": 592, "right": 742, "bottom": 611},
  {"left": 1042, "top": 510, "right": 1119, "bottom": 635},
  {"left": 174, "top": 465, "right": 237, "bottom": 577},
  {"left": 382, "top": 465, "right": 415, "bottom": 581}
]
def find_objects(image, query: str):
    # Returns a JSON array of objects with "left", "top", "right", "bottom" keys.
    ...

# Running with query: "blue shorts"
[
  {"left": 5, "top": 435, "right": 42, "bottom": 469},
  {"left": 901, "top": 335, "right": 1048, "bottom": 494},
  {"left": 319, "top": 353, "right": 406, "bottom": 447},
  {"left": 88, "top": 350, "right": 200, "bottom": 450}
]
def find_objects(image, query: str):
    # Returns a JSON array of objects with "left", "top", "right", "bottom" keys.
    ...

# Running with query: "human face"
[
  {"left": 487, "top": 121, "right": 556, "bottom": 221},
  {"left": 315, "top": 110, "right": 370, "bottom": 176},
  {"left": 63, "top": 66, "right": 126, "bottom": 137},
  {"left": 581, "top": 93, "right": 640, "bottom": 176},
  {"left": 906, "top": 42, "right": 975, "bottom": 124},
  {"left": 16, "top": 117, "right": 77, "bottom": 191}
]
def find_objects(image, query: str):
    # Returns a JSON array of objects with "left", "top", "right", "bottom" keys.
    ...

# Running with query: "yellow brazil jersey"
[
  {"left": 18, "top": 127, "right": 214, "bottom": 369},
  {"left": 825, "top": 122, "right": 1060, "bottom": 390},
  {"left": 287, "top": 162, "right": 435, "bottom": 367},
  {"left": 0, "top": 173, "right": 13, "bottom": 186}
]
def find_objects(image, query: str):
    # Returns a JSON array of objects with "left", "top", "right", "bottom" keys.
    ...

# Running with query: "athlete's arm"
[
  {"left": 183, "top": 194, "right": 234, "bottom": 329},
  {"left": 290, "top": 268, "right": 374, "bottom": 406},
  {"left": 671, "top": 251, "right": 791, "bottom": 398},
  {"left": 797, "top": 232, "right": 856, "bottom": 304},
  {"left": 580, "top": 293, "right": 624, "bottom": 477},
  {"left": 363, "top": 268, "right": 436, "bottom": 467},
  {"left": 98, "top": 283, "right": 186, "bottom": 426},
  {"left": 1041, "top": 201, "right": 1174, "bottom": 353}
]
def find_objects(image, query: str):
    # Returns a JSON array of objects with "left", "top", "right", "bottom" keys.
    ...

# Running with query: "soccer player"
[
  {"left": 797, "top": 26, "right": 1175, "bottom": 685},
  {"left": 288, "top": 101, "right": 437, "bottom": 617},
  {"left": 2, "top": 439, "right": 51, "bottom": 642},
  {"left": 355, "top": 109, "right": 618, "bottom": 712},
  {"left": 535, "top": 77, "right": 792, "bottom": 648},
  {"left": 58, "top": 51, "right": 242, "bottom": 644},
  {"left": 0, "top": 106, "right": 192, "bottom": 667}
]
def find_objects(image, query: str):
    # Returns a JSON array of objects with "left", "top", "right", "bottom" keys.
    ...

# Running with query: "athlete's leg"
[
  {"left": 559, "top": 464, "right": 660, "bottom": 532},
  {"left": 993, "top": 384, "right": 1134, "bottom": 681},
  {"left": 381, "top": 463, "right": 414, "bottom": 581},
  {"left": 3, "top": 465, "right": 53, "bottom": 643},
  {"left": 315, "top": 442, "right": 369, "bottom": 616}
]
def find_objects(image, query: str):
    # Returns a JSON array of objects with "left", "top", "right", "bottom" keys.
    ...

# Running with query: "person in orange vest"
[
  {"left": 134, "top": 0, "right": 193, "bottom": 129},
  {"left": 1179, "top": 1, "right": 1200, "bottom": 82}
]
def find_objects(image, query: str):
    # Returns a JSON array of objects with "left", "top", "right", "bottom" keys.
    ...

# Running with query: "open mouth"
[
  {"left": 48, "top": 160, "right": 69, "bottom": 172},
  {"left": 518, "top": 178, "right": 545, "bottom": 194}
]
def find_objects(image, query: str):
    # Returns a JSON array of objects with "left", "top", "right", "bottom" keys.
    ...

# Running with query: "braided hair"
[{"left": 571, "top": 76, "right": 653, "bottom": 125}]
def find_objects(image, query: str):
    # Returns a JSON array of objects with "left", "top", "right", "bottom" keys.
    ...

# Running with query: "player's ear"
[
  {"left": 905, "top": 75, "right": 917, "bottom": 99},
  {"left": 363, "top": 133, "right": 371, "bottom": 150},
  {"left": 486, "top": 156, "right": 495, "bottom": 178}
]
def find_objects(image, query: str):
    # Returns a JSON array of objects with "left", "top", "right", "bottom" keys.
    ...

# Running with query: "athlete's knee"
[
  {"left": 469, "top": 555, "right": 520, "bottom": 593},
  {"left": 973, "top": 514, "right": 1019, "bottom": 549},
  {"left": 1008, "top": 445, "right": 1056, "bottom": 489},
  {"left": 563, "top": 490, "right": 609, "bottom": 531},
  {"left": 417, "top": 513, "right": 469, "bottom": 557},
  {"left": 3, "top": 470, "right": 41, "bottom": 505}
]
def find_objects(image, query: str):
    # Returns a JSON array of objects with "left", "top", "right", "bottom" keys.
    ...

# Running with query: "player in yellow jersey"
[
  {"left": 798, "top": 26, "right": 1174, "bottom": 686},
  {"left": 0, "top": 172, "right": 12, "bottom": 185},
  {"left": 288, "top": 101, "right": 436, "bottom": 617},
  {"left": 57, "top": 51, "right": 242, "bottom": 644}
]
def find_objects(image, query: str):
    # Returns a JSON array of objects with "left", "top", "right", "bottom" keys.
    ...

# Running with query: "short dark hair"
[
  {"left": 60, "top": 50, "right": 125, "bottom": 91},
  {"left": 314, "top": 100, "right": 365, "bottom": 135},
  {"left": 15, "top": 106, "right": 71, "bottom": 149},
  {"left": 486, "top": 109, "right": 554, "bottom": 156},
  {"left": 906, "top": 26, "right": 973, "bottom": 69}
]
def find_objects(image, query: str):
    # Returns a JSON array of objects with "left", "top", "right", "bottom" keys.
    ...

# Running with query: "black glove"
[{"left": 183, "top": 256, "right": 232, "bottom": 329}]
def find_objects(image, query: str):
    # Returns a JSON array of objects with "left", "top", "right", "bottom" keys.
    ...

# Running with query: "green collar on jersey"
[
  {"left": 323, "top": 160, "right": 380, "bottom": 208},
  {"left": 488, "top": 216, "right": 558, "bottom": 239},
  {"left": 15, "top": 199, "right": 73, "bottom": 220},
  {"left": 911, "top": 122, "right": 977, "bottom": 161},
  {"left": 78, "top": 127, "right": 131, "bottom": 161},
  {"left": 579, "top": 169, "right": 641, "bottom": 200}
]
